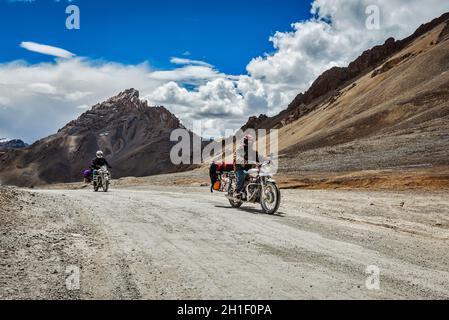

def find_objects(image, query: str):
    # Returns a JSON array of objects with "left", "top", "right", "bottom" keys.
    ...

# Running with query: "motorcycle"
[
  {"left": 92, "top": 165, "right": 111, "bottom": 192},
  {"left": 224, "top": 160, "right": 281, "bottom": 215}
]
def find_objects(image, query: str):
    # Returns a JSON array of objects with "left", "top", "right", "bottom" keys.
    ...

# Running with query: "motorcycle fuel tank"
[{"left": 247, "top": 169, "right": 259, "bottom": 178}]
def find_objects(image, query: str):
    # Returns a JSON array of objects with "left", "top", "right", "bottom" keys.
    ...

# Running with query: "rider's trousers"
[{"left": 235, "top": 169, "right": 245, "bottom": 193}]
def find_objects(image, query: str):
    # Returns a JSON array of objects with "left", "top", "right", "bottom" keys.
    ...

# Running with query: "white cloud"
[
  {"left": 0, "top": 96, "right": 11, "bottom": 106},
  {"left": 147, "top": 79, "right": 246, "bottom": 119},
  {"left": 0, "top": 59, "right": 162, "bottom": 142},
  {"left": 27, "top": 83, "right": 58, "bottom": 95},
  {"left": 247, "top": 0, "right": 449, "bottom": 96},
  {"left": 20, "top": 41, "right": 76, "bottom": 59},
  {"left": 148, "top": 65, "right": 222, "bottom": 83},
  {"left": 170, "top": 57, "right": 214, "bottom": 68},
  {"left": 149, "top": 0, "right": 449, "bottom": 135},
  {"left": 65, "top": 91, "right": 93, "bottom": 101},
  {"left": 2, "top": 1, "right": 449, "bottom": 142}
]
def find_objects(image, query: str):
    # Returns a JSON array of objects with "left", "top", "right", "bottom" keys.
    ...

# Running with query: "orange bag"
[{"left": 213, "top": 181, "right": 221, "bottom": 191}]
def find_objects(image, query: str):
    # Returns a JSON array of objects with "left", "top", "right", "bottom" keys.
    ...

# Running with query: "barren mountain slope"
[
  {"left": 0, "top": 89, "right": 195, "bottom": 187},
  {"left": 238, "top": 14, "right": 449, "bottom": 190},
  {"left": 240, "top": 15, "right": 449, "bottom": 189},
  {"left": 244, "top": 12, "right": 449, "bottom": 131},
  {"left": 277, "top": 21, "right": 449, "bottom": 173}
]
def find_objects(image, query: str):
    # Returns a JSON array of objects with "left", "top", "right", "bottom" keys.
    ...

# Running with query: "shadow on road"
[{"left": 214, "top": 205, "right": 286, "bottom": 217}]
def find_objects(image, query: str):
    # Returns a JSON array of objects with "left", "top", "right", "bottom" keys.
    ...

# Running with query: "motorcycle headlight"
[{"left": 261, "top": 164, "right": 273, "bottom": 174}]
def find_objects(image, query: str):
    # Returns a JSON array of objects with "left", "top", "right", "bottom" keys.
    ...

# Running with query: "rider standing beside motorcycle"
[
  {"left": 209, "top": 161, "right": 218, "bottom": 193},
  {"left": 234, "top": 135, "right": 261, "bottom": 197}
]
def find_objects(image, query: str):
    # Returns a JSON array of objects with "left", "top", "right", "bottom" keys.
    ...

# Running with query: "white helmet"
[{"left": 96, "top": 151, "right": 104, "bottom": 158}]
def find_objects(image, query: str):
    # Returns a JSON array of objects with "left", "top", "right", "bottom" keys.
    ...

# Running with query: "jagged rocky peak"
[
  {"left": 110, "top": 88, "right": 140, "bottom": 103},
  {"left": 92, "top": 88, "right": 149, "bottom": 112},
  {"left": 0, "top": 88, "right": 194, "bottom": 186},
  {"left": 60, "top": 88, "right": 183, "bottom": 135},
  {"left": 242, "top": 114, "right": 269, "bottom": 131}
]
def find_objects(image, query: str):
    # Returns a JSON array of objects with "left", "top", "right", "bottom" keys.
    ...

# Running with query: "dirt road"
[{"left": 1, "top": 185, "right": 449, "bottom": 300}]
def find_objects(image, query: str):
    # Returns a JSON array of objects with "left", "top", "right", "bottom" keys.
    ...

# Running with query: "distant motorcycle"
[
  {"left": 93, "top": 165, "right": 111, "bottom": 192},
  {"left": 224, "top": 161, "right": 281, "bottom": 215}
]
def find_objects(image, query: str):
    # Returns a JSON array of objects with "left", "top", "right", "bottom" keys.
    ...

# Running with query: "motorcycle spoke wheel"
[
  {"left": 103, "top": 180, "right": 109, "bottom": 192},
  {"left": 261, "top": 182, "right": 281, "bottom": 215}
]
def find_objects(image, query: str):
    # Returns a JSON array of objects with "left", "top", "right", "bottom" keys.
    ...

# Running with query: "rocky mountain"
[
  {"left": 0, "top": 89, "right": 196, "bottom": 186},
  {"left": 243, "top": 12, "right": 449, "bottom": 131},
  {"left": 243, "top": 13, "right": 449, "bottom": 188},
  {"left": 0, "top": 139, "right": 28, "bottom": 151}
]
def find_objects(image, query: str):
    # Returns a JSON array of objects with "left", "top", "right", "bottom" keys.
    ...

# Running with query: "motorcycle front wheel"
[
  {"left": 261, "top": 182, "right": 281, "bottom": 215},
  {"left": 102, "top": 177, "right": 109, "bottom": 192},
  {"left": 94, "top": 178, "right": 101, "bottom": 192}
]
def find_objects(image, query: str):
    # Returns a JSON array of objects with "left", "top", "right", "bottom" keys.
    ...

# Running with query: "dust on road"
[{"left": 1, "top": 185, "right": 449, "bottom": 299}]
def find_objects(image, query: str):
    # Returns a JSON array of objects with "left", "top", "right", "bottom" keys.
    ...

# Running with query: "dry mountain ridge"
[
  {"left": 244, "top": 12, "right": 449, "bottom": 131},
  {"left": 243, "top": 12, "right": 449, "bottom": 189},
  {"left": 0, "top": 89, "right": 196, "bottom": 187},
  {"left": 0, "top": 139, "right": 28, "bottom": 152}
]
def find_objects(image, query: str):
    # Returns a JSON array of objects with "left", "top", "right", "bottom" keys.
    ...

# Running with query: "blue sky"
[
  {"left": 1, "top": 0, "right": 449, "bottom": 143},
  {"left": 0, "top": 0, "right": 311, "bottom": 74}
]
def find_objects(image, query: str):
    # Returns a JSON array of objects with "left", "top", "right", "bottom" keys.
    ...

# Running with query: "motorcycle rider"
[
  {"left": 91, "top": 151, "right": 112, "bottom": 172},
  {"left": 234, "top": 135, "right": 261, "bottom": 198}
]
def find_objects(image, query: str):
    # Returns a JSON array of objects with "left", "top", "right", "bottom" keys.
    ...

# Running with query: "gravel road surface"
[{"left": 1, "top": 186, "right": 449, "bottom": 299}]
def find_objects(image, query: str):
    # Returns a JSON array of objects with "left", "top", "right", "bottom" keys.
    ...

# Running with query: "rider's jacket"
[
  {"left": 234, "top": 142, "right": 261, "bottom": 171},
  {"left": 91, "top": 157, "right": 110, "bottom": 170}
]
